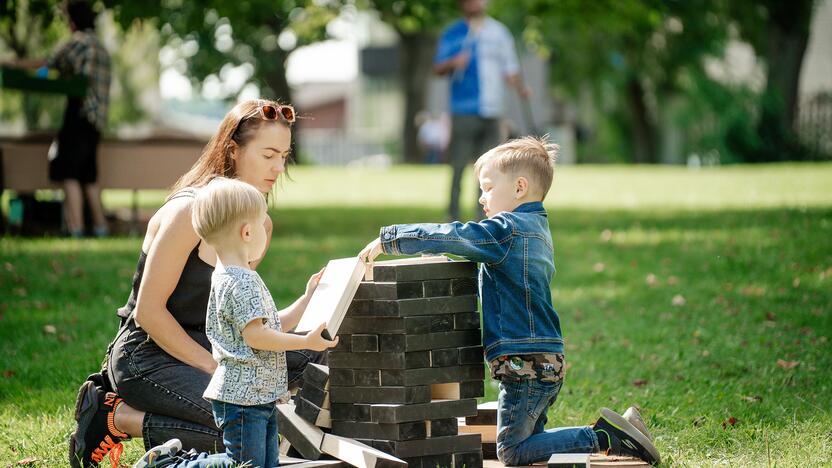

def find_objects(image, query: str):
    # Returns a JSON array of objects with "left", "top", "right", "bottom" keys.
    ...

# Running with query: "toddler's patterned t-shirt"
[{"left": 203, "top": 266, "right": 288, "bottom": 405}]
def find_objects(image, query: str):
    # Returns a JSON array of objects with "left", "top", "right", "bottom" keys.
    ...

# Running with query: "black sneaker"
[
  {"left": 68, "top": 381, "right": 128, "bottom": 467},
  {"left": 594, "top": 407, "right": 661, "bottom": 465}
]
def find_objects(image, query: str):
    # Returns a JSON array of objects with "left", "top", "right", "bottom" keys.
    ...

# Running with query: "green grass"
[{"left": 1, "top": 164, "right": 831, "bottom": 466}]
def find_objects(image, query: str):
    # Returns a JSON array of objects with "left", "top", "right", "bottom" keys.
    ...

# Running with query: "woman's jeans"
[
  {"left": 496, "top": 379, "right": 599, "bottom": 466},
  {"left": 106, "top": 317, "right": 325, "bottom": 451}
]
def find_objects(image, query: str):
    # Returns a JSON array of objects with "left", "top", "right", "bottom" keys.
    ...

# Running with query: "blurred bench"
[{"left": 0, "top": 134, "right": 206, "bottom": 230}]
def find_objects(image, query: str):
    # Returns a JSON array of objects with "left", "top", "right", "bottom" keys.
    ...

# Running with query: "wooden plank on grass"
[{"left": 320, "top": 433, "right": 407, "bottom": 468}]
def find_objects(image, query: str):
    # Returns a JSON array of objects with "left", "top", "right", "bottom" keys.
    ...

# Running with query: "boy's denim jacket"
[{"left": 380, "top": 201, "right": 563, "bottom": 362}]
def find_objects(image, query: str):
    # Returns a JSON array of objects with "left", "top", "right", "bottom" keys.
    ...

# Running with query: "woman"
[{"left": 69, "top": 100, "right": 325, "bottom": 468}]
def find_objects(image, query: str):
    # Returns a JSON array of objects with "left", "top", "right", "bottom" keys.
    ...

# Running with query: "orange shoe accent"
[
  {"left": 106, "top": 397, "right": 128, "bottom": 439},
  {"left": 91, "top": 435, "right": 123, "bottom": 468}
]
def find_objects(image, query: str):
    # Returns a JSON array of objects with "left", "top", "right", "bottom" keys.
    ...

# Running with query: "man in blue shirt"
[{"left": 434, "top": 0, "right": 529, "bottom": 220}]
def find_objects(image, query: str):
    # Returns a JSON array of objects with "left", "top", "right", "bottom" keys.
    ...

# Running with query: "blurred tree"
[
  {"left": 727, "top": 0, "right": 817, "bottom": 161},
  {"left": 362, "top": 0, "right": 457, "bottom": 163},
  {"left": 492, "top": 0, "right": 733, "bottom": 163},
  {"left": 103, "top": 0, "right": 341, "bottom": 160}
]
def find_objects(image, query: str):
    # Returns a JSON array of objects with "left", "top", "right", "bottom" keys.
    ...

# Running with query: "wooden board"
[
  {"left": 320, "top": 433, "right": 407, "bottom": 468},
  {"left": 481, "top": 454, "right": 651, "bottom": 467},
  {"left": 296, "top": 257, "right": 366, "bottom": 340},
  {"left": 457, "top": 419, "right": 497, "bottom": 443}
]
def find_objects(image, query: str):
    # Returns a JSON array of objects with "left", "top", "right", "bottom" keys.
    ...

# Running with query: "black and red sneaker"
[
  {"left": 594, "top": 407, "right": 661, "bottom": 465},
  {"left": 68, "top": 381, "right": 129, "bottom": 468}
]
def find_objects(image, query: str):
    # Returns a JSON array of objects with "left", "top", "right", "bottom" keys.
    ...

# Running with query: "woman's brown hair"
[{"left": 167, "top": 99, "right": 293, "bottom": 200}]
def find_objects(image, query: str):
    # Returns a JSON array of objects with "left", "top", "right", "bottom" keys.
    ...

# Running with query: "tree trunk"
[
  {"left": 750, "top": 0, "right": 813, "bottom": 162},
  {"left": 626, "top": 76, "right": 658, "bottom": 164},
  {"left": 398, "top": 32, "right": 436, "bottom": 163}
]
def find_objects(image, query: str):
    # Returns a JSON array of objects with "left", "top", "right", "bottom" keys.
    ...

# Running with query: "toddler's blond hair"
[
  {"left": 191, "top": 177, "right": 267, "bottom": 243},
  {"left": 474, "top": 135, "right": 559, "bottom": 200}
]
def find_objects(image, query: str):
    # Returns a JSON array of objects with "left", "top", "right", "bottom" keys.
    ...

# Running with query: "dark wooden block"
[
  {"left": 465, "top": 401, "right": 498, "bottom": 426},
  {"left": 295, "top": 396, "right": 331, "bottom": 428},
  {"left": 354, "top": 369, "right": 382, "bottom": 386},
  {"left": 302, "top": 363, "right": 330, "bottom": 390},
  {"left": 363, "top": 295, "right": 478, "bottom": 318},
  {"left": 423, "top": 279, "right": 452, "bottom": 297},
  {"left": 354, "top": 281, "right": 423, "bottom": 300},
  {"left": 458, "top": 346, "right": 484, "bottom": 365},
  {"left": 381, "top": 365, "right": 485, "bottom": 387},
  {"left": 453, "top": 312, "right": 480, "bottom": 330},
  {"left": 276, "top": 404, "right": 324, "bottom": 460},
  {"left": 299, "top": 383, "right": 328, "bottom": 409},
  {"left": 333, "top": 335, "right": 351, "bottom": 352},
  {"left": 430, "top": 314, "right": 455, "bottom": 333},
  {"left": 431, "top": 348, "right": 460, "bottom": 367},
  {"left": 428, "top": 418, "right": 459, "bottom": 437},
  {"left": 328, "top": 351, "right": 430, "bottom": 369},
  {"left": 453, "top": 450, "right": 483, "bottom": 468},
  {"left": 404, "top": 454, "right": 454, "bottom": 468},
  {"left": 362, "top": 434, "right": 482, "bottom": 458},
  {"left": 332, "top": 421, "right": 426, "bottom": 441},
  {"left": 379, "top": 330, "right": 481, "bottom": 353},
  {"left": 329, "top": 368, "right": 354, "bottom": 386},
  {"left": 339, "top": 316, "right": 432, "bottom": 335},
  {"left": 346, "top": 300, "right": 373, "bottom": 316},
  {"left": 329, "top": 385, "right": 431, "bottom": 404},
  {"left": 373, "top": 261, "right": 477, "bottom": 282},
  {"left": 330, "top": 402, "right": 371, "bottom": 422},
  {"left": 370, "top": 399, "right": 477, "bottom": 424},
  {"left": 351, "top": 334, "right": 379, "bottom": 353},
  {"left": 431, "top": 381, "right": 484, "bottom": 400},
  {"left": 320, "top": 434, "right": 408, "bottom": 468},
  {"left": 451, "top": 277, "right": 478, "bottom": 296},
  {"left": 482, "top": 442, "right": 497, "bottom": 460}
]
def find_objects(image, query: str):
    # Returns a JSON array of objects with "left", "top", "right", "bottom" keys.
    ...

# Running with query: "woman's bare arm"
[{"left": 133, "top": 200, "right": 216, "bottom": 375}]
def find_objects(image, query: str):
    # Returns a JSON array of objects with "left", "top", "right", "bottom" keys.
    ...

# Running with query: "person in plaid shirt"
[{"left": 49, "top": 0, "right": 111, "bottom": 238}]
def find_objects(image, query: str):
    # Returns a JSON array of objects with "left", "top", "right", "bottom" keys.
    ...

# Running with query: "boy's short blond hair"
[
  {"left": 474, "top": 135, "right": 559, "bottom": 200},
  {"left": 191, "top": 177, "right": 267, "bottom": 243}
]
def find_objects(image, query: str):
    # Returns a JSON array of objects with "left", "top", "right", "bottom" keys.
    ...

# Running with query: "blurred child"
[{"left": 359, "top": 136, "right": 660, "bottom": 466}]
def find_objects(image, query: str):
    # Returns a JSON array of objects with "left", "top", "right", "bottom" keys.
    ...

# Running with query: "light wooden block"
[
  {"left": 320, "top": 433, "right": 407, "bottom": 468},
  {"left": 296, "top": 257, "right": 366, "bottom": 340},
  {"left": 457, "top": 418, "right": 497, "bottom": 443},
  {"left": 548, "top": 453, "right": 590, "bottom": 467}
]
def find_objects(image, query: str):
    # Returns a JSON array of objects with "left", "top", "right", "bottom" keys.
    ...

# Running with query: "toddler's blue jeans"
[{"left": 496, "top": 379, "right": 599, "bottom": 466}]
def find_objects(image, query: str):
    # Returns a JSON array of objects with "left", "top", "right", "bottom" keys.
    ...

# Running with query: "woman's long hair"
[{"left": 167, "top": 99, "right": 292, "bottom": 200}]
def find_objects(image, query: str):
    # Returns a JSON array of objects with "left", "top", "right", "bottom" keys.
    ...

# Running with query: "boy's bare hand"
[
  {"left": 305, "top": 322, "right": 339, "bottom": 351},
  {"left": 358, "top": 238, "right": 383, "bottom": 264},
  {"left": 305, "top": 267, "right": 325, "bottom": 297}
]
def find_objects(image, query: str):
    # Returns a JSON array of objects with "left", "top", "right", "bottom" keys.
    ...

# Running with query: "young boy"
[
  {"left": 134, "top": 177, "right": 338, "bottom": 468},
  {"left": 359, "top": 136, "right": 660, "bottom": 466}
]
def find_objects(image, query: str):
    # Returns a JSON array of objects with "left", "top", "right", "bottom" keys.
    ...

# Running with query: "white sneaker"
[
  {"left": 133, "top": 438, "right": 182, "bottom": 468},
  {"left": 623, "top": 406, "right": 654, "bottom": 441}
]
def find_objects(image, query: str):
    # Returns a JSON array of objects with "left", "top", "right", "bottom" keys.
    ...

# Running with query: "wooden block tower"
[{"left": 328, "top": 258, "right": 485, "bottom": 468}]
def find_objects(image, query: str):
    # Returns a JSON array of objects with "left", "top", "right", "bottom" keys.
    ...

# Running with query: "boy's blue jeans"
[
  {"left": 496, "top": 379, "right": 599, "bottom": 466},
  {"left": 156, "top": 400, "right": 279, "bottom": 468}
]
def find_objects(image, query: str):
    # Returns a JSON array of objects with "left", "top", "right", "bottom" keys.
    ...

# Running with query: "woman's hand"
[
  {"left": 358, "top": 238, "right": 383, "bottom": 264},
  {"left": 304, "top": 322, "right": 339, "bottom": 352},
  {"left": 305, "top": 267, "right": 325, "bottom": 297}
]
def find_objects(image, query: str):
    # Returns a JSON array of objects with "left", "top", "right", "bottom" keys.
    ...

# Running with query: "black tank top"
[{"left": 116, "top": 189, "right": 215, "bottom": 328}]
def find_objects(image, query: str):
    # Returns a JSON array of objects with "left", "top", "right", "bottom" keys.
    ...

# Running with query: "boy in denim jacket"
[{"left": 359, "top": 136, "right": 659, "bottom": 466}]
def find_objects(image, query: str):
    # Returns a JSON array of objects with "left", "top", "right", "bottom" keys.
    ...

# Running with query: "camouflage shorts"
[{"left": 489, "top": 353, "right": 565, "bottom": 383}]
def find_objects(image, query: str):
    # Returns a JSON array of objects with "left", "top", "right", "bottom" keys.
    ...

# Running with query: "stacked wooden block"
[
  {"left": 295, "top": 363, "right": 332, "bottom": 429},
  {"left": 328, "top": 259, "right": 486, "bottom": 468},
  {"left": 458, "top": 401, "right": 498, "bottom": 460}
]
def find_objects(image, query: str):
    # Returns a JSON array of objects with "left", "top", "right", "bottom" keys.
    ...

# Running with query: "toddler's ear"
[
  {"left": 515, "top": 176, "right": 529, "bottom": 198},
  {"left": 241, "top": 222, "right": 252, "bottom": 241}
]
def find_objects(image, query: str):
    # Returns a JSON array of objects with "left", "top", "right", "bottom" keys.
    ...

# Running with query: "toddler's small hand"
[
  {"left": 305, "top": 267, "right": 325, "bottom": 297},
  {"left": 305, "top": 322, "right": 339, "bottom": 352},
  {"left": 358, "top": 238, "right": 383, "bottom": 264}
]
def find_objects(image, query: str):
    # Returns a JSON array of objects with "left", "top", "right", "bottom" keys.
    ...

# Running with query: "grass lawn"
[{"left": 1, "top": 163, "right": 830, "bottom": 466}]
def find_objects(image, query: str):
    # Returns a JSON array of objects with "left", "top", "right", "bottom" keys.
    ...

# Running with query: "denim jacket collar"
[{"left": 512, "top": 201, "right": 545, "bottom": 214}]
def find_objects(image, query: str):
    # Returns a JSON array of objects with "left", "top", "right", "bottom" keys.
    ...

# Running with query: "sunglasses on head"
[{"left": 244, "top": 103, "right": 295, "bottom": 123}]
